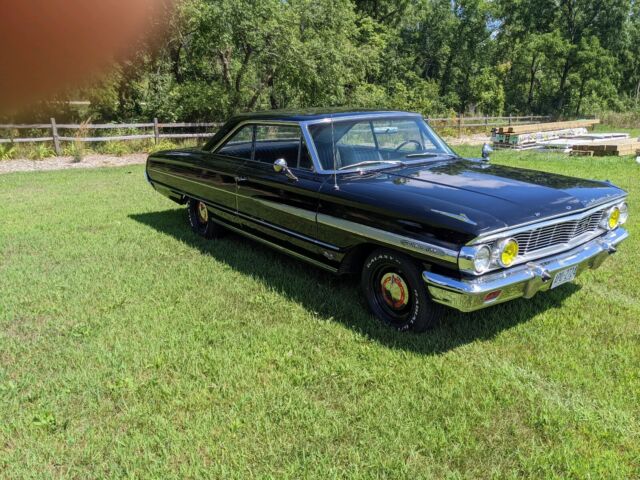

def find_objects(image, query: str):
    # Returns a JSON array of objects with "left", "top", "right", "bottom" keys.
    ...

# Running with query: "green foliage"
[
  {"left": 42, "top": 0, "right": 640, "bottom": 121},
  {"left": 26, "top": 144, "right": 55, "bottom": 160},
  {"left": 0, "top": 158, "right": 638, "bottom": 477},
  {"left": 148, "top": 140, "right": 180, "bottom": 153},
  {"left": 0, "top": 144, "right": 17, "bottom": 160},
  {"left": 62, "top": 143, "right": 87, "bottom": 163},
  {"left": 98, "top": 141, "right": 132, "bottom": 157}
]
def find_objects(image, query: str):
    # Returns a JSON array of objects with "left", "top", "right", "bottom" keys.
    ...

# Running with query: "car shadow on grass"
[{"left": 129, "top": 208, "right": 580, "bottom": 355}]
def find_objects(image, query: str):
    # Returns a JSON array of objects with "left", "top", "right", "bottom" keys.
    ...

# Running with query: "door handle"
[{"left": 235, "top": 176, "right": 248, "bottom": 182}]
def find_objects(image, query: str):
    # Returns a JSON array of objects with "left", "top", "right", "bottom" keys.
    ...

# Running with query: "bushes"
[
  {"left": 26, "top": 144, "right": 55, "bottom": 160},
  {"left": 598, "top": 110, "right": 640, "bottom": 129},
  {"left": 0, "top": 144, "right": 17, "bottom": 160},
  {"left": 0, "top": 138, "right": 204, "bottom": 161}
]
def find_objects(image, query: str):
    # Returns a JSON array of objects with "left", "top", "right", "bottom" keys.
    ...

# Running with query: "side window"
[
  {"left": 298, "top": 137, "right": 313, "bottom": 170},
  {"left": 254, "top": 125, "right": 302, "bottom": 167},
  {"left": 216, "top": 125, "right": 254, "bottom": 160}
]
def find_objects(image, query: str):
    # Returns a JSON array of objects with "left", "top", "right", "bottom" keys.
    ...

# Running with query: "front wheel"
[
  {"left": 187, "top": 198, "right": 224, "bottom": 239},
  {"left": 361, "top": 248, "right": 443, "bottom": 332}
]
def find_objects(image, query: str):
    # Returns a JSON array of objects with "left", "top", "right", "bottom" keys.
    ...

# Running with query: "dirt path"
[
  {"left": 0, "top": 153, "right": 147, "bottom": 175},
  {"left": 446, "top": 133, "right": 491, "bottom": 145}
]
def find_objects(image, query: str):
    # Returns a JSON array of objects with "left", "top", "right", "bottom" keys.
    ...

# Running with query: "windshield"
[{"left": 307, "top": 116, "right": 455, "bottom": 171}]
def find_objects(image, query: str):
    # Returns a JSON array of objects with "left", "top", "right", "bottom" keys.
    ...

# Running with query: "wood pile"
[
  {"left": 495, "top": 119, "right": 600, "bottom": 135},
  {"left": 492, "top": 119, "right": 601, "bottom": 149},
  {"left": 571, "top": 137, "right": 640, "bottom": 156}
]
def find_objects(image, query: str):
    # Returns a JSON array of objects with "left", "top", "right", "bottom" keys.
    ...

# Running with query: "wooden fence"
[
  {"left": 0, "top": 118, "right": 222, "bottom": 155},
  {"left": 425, "top": 115, "right": 552, "bottom": 136},
  {"left": 0, "top": 115, "right": 552, "bottom": 155}
]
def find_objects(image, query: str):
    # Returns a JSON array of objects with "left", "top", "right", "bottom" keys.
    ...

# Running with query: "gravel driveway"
[{"left": 0, "top": 153, "right": 148, "bottom": 175}]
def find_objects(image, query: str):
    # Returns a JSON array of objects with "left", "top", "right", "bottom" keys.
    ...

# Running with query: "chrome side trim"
[
  {"left": 148, "top": 172, "right": 340, "bottom": 252},
  {"left": 469, "top": 197, "right": 627, "bottom": 245},
  {"left": 151, "top": 168, "right": 459, "bottom": 264},
  {"left": 148, "top": 168, "right": 235, "bottom": 199},
  {"left": 424, "top": 227, "right": 628, "bottom": 312},
  {"left": 208, "top": 216, "right": 338, "bottom": 273},
  {"left": 317, "top": 213, "right": 458, "bottom": 264}
]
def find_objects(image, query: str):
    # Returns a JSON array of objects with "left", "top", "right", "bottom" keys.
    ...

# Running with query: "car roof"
[{"left": 227, "top": 108, "right": 421, "bottom": 123}]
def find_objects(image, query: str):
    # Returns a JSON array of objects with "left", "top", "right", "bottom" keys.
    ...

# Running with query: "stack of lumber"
[
  {"left": 539, "top": 133, "right": 629, "bottom": 152},
  {"left": 571, "top": 137, "right": 640, "bottom": 157},
  {"left": 495, "top": 119, "right": 600, "bottom": 135},
  {"left": 492, "top": 119, "right": 600, "bottom": 149}
]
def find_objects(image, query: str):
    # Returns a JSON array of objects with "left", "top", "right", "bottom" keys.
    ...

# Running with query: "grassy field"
[{"left": 1, "top": 147, "right": 638, "bottom": 478}]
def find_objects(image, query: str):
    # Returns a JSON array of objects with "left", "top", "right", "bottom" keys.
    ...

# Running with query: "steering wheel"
[{"left": 394, "top": 139, "right": 423, "bottom": 152}]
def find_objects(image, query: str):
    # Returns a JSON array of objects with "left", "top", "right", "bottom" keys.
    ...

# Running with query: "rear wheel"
[
  {"left": 187, "top": 198, "right": 224, "bottom": 239},
  {"left": 361, "top": 248, "right": 442, "bottom": 332}
]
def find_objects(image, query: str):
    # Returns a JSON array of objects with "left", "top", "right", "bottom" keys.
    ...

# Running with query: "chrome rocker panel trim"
[{"left": 423, "top": 227, "right": 628, "bottom": 312}]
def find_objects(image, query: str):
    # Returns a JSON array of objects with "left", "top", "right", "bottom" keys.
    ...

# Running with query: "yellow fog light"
[
  {"left": 601, "top": 206, "right": 621, "bottom": 230},
  {"left": 496, "top": 238, "right": 519, "bottom": 267}
]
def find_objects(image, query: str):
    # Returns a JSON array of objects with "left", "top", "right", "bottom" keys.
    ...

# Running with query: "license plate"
[{"left": 551, "top": 266, "right": 578, "bottom": 289}]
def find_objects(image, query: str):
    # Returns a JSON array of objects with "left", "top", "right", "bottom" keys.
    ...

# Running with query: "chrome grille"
[{"left": 513, "top": 210, "right": 604, "bottom": 254}]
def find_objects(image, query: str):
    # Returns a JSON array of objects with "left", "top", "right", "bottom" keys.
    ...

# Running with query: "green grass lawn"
[
  {"left": 592, "top": 124, "right": 640, "bottom": 139},
  {"left": 1, "top": 149, "right": 638, "bottom": 478}
]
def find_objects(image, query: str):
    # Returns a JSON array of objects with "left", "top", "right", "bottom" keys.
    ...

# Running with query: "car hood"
[{"left": 333, "top": 158, "right": 626, "bottom": 236}]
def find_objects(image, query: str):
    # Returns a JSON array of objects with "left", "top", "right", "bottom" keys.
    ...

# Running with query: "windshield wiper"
[
  {"left": 338, "top": 160, "right": 405, "bottom": 171},
  {"left": 404, "top": 152, "right": 457, "bottom": 159}
]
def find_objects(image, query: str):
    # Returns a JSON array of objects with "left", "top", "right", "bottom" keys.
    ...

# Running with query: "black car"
[{"left": 146, "top": 110, "right": 629, "bottom": 332}]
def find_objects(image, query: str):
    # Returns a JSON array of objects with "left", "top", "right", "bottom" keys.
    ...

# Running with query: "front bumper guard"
[{"left": 422, "top": 227, "right": 628, "bottom": 312}]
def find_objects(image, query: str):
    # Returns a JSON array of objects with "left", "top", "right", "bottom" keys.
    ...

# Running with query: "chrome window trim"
[
  {"left": 467, "top": 197, "right": 627, "bottom": 245},
  {"left": 209, "top": 120, "right": 323, "bottom": 171},
  {"left": 300, "top": 113, "right": 455, "bottom": 174},
  {"left": 208, "top": 113, "right": 456, "bottom": 175}
]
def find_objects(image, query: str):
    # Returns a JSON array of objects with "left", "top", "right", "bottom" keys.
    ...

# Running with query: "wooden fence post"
[
  {"left": 50, "top": 117, "right": 61, "bottom": 155},
  {"left": 457, "top": 114, "right": 462, "bottom": 137},
  {"left": 508, "top": 114, "right": 512, "bottom": 126},
  {"left": 484, "top": 115, "right": 488, "bottom": 128},
  {"left": 153, "top": 118, "right": 160, "bottom": 144}
]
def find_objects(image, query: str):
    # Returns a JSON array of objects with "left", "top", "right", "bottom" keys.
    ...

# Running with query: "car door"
[
  {"left": 198, "top": 123, "right": 255, "bottom": 225},
  {"left": 235, "top": 123, "right": 327, "bottom": 256}
]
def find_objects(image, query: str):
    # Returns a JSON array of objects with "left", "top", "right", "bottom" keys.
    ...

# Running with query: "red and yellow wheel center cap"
[
  {"left": 380, "top": 273, "right": 409, "bottom": 310},
  {"left": 197, "top": 202, "right": 208, "bottom": 223}
]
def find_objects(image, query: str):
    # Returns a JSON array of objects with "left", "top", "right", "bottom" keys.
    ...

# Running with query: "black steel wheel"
[
  {"left": 187, "top": 198, "right": 224, "bottom": 239},
  {"left": 361, "top": 248, "right": 442, "bottom": 332}
]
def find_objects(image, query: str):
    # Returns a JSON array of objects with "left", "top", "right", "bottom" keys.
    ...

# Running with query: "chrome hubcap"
[
  {"left": 380, "top": 272, "right": 409, "bottom": 310},
  {"left": 197, "top": 201, "right": 208, "bottom": 223}
]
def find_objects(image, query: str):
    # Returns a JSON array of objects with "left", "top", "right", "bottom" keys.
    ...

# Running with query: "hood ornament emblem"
[{"left": 431, "top": 209, "right": 478, "bottom": 225}]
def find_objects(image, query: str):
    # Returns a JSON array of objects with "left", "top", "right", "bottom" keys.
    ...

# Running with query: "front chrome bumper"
[{"left": 422, "top": 227, "right": 628, "bottom": 312}]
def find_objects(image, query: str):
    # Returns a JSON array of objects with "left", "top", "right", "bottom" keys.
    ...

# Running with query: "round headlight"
[
  {"left": 618, "top": 202, "right": 628, "bottom": 225},
  {"left": 472, "top": 245, "right": 492, "bottom": 273},
  {"left": 496, "top": 238, "right": 519, "bottom": 267},
  {"left": 601, "top": 206, "right": 621, "bottom": 230}
]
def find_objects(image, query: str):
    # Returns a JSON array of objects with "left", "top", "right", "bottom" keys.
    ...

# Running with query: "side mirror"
[
  {"left": 481, "top": 143, "right": 493, "bottom": 162},
  {"left": 273, "top": 158, "right": 298, "bottom": 181}
]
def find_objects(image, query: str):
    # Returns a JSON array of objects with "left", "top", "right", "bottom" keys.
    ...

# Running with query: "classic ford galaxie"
[{"left": 146, "top": 110, "right": 629, "bottom": 332}]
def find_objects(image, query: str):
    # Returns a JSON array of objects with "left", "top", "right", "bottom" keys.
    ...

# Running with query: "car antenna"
[{"left": 331, "top": 113, "right": 339, "bottom": 190}]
